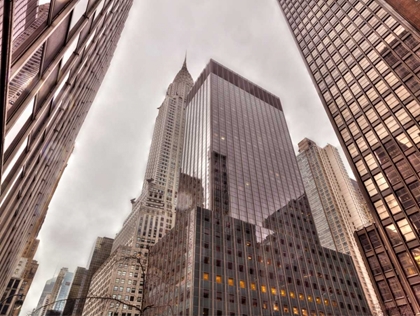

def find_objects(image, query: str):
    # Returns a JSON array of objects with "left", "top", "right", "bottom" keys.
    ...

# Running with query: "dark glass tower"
[
  {"left": 276, "top": 0, "right": 420, "bottom": 314},
  {"left": 0, "top": 0, "right": 133, "bottom": 297},
  {"left": 145, "top": 60, "right": 370, "bottom": 316}
]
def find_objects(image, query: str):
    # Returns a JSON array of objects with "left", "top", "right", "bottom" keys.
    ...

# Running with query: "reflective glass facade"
[
  {"left": 276, "top": 0, "right": 420, "bottom": 313},
  {"left": 145, "top": 60, "right": 370, "bottom": 316},
  {"left": 0, "top": 0, "right": 133, "bottom": 296}
]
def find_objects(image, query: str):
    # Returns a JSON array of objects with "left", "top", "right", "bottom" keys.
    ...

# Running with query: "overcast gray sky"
[{"left": 21, "top": 0, "right": 353, "bottom": 314}]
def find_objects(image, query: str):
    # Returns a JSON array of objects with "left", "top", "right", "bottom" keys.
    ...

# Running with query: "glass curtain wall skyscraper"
[
  {"left": 276, "top": 0, "right": 420, "bottom": 314},
  {"left": 82, "top": 59, "right": 194, "bottom": 316},
  {"left": 145, "top": 60, "right": 370, "bottom": 316},
  {"left": 0, "top": 0, "right": 133, "bottom": 297}
]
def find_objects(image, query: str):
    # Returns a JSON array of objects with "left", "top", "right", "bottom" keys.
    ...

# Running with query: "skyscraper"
[
  {"left": 145, "top": 60, "right": 370, "bottom": 316},
  {"left": 82, "top": 59, "right": 194, "bottom": 316},
  {"left": 0, "top": 0, "right": 134, "bottom": 296},
  {"left": 297, "top": 138, "right": 380, "bottom": 314},
  {"left": 276, "top": 0, "right": 420, "bottom": 313},
  {"left": 63, "top": 236, "right": 113, "bottom": 316}
]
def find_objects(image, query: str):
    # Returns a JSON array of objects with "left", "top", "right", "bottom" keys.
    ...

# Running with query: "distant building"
[
  {"left": 145, "top": 60, "right": 371, "bottom": 316},
  {"left": 63, "top": 237, "right": 113, "bottom": 316},
  {"left": 33, "top": 277, "right": 56, "bottom": 316},
  {"left": 297, "top": 138, "right": 380, "bottom": 314},
  {"left": 0, "top": 0, "right": 134, "bottom": 297},
  {"left": 34, "top": 268, "right": 73, "bottom": 316}
]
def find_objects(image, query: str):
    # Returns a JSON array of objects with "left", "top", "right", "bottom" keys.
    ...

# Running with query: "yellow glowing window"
[
  {"left": 307, "top": 295, "right": 313, "bottom": 302},
  {"left": 281, "top": 289, "right": 286, "bottom": 297},
  {"left": 299, "top": 293, "right": 304, "bottom": 301},
  {"left": 203, "top": 273, "right": 209, "bottom": 281},
  {"left": 324, "top": 299, "right": 329, "bottom": 306},
  {"left": 293, "top": 307, "right": 299, "bottom": 315},
  {"left": 290, "top": 291, "right": 295, "bottom": 298},
  {"left": 228, "top": 278, "right": 234, "bottom": 286},
  {"left": 271, "top": 287, "right": 277, "bottom": 295},
  {"left": 216, "top": 275, "right": 222, "bottom": 284},
  {"left": 316, "top": 297, "right": 321, "bottom": 304},
  {"left": 302, "top": 308, "right": 308, "bottom": 316},
  {"left": 247, "top": 255, "right": 252, "bottom": 260},
  {"left": 273, "top": 303, "right": 279, "bottom": 311},
  {"left": 250, "top": 283, "right": 256, "bottom": 290},
  {"left": 261, "top": 285, "right": 267, "bottom": 293},
  {"left": 240, "top": 280, "right": 245, "bottom": 288}
]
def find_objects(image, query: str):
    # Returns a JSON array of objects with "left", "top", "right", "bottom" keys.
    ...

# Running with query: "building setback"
[
  {"left": 276, "top": 0, "right": 420, "bottom": 314},
  {"left": 0, "top": 0, "right": 133, "bottom": 296},
  {"left": 145, "top": 60, "right": 370, "bottom": 316},
  {"left": 297, "top": 138, "right": 380, "bottom": 314},
  {"left": 82, "top": 59, "right": 194, "bottom": 316}
]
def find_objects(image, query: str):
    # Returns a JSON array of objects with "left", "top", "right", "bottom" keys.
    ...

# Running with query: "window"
[
  {"left": 240, "top": 280, "right": 245, "bottom": 289},
  {"left": 203, "top": 273, "right": 209, "bottom": 281},
  {"left": 374, "top": 200, "right": 389, "bottom": 219},
  {"left": 368, "top": 256, "right": 382, "bottom": 275},
  {"left": 377, "top": 280, "right": 393, "bottom": 301},
  {"left": 374, "top": 173, "right": 389, "bottom": 191},
  {"left": 228, "top": 278, "right": 234, "bottom": 286},
  {"left": 364, "top": 179, "right": 378, "bottom": 197},
  {"left": 271, "top": 287, "right": 277, "bottom": 295},
  {"left": 385, "top": 224, "right": 403, "bottom": 246},
  {"left": 261, "top": 285, "right": 267, "bottom": 293},
  {"left": 216, "top": 275, "right": 222, "bottom": 284},
  {"left": 398, "top": 252, "right": 417, "bottom": 277},
  {"left": 385, "top": 194, "right": 401, "bottom": 214},
  {"left": 398, "top": 219, "right": 416, "bottom": 241}
]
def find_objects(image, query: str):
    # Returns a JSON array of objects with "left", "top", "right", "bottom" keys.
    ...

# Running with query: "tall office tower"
[
  {"left": 297, "top": 138, "right": 380, "bottom": 314},
  {"left": 0, "top": 238, "right": 39, "bottom": 315},
  {"left": 34, "top": 268, "right": 74, "bottom": 316},
  {"left": 82, "top": 60, "right": 194, "bottom": 316},
  {"left": 145, "top": 60, "right": 370, "bottom": 316},
  {"left": 63, "top": 236, "right": 113, "bottom": 316},
  {"left": 33, "top": 277, "right": 56, "bottom": 316},
  {"left": 276, "top": 0, "right": 420, "bottom": 313},
  {"left": 0, "top": 0, "right": 134, "bottom": 296}
]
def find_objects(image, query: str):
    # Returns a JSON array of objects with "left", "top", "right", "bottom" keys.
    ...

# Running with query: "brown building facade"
[{"left": 276, "top": 0, "right": 420, "bottom": 314}]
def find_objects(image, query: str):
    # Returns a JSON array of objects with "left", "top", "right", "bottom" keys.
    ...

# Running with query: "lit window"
[
  {"left": 290, "top": 291, "right": 295, "bottom": 298},
  {"left": 228, "top": 278, "right": 234, "bottom": 286},
  {"left": 307, "top": 295, "right": 313, "bottom": 302},
  {"left": 293, "top": 307, "right": 299, "bottom": 315},
  {"left": 398, "top": 219, "right": 416, "bottom": 241},
  {"left": 374, "top": 173, "right": 389, "bottom": 191},
  {"left": 299, "top": 293, "right": 304, "bottom": 301},
  {"left": 240, "top": 280, "right": 245, "bottom": 289},
  {"left": 216, "top": 275, "right": 222, "bottom": 284},
  {"left": 203, "top": 273, "right": 209, "bottom": 281},
  {"left": 250, "top": 283, "right": 256, "bottom": 291},
  {"left": 271, "top": 287, "right": 277, "bottom": 295},
  {"left": 281, "top": 289, "right": 286, "bottom": 297},
  {"left": 261, "top": 285, "right": 267, "bottom": 293},
  {"left": 316, "top": 297, "right": 321, "bottom": 304},
  {"left": 273, "top": 303, "right": 279, "bottom": 311},
  {"left": 385, "top": 195, "right": 401, "bottom": 215},
  {"left": 324, "top": 299, "right": 329, "bottom": 306}
]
